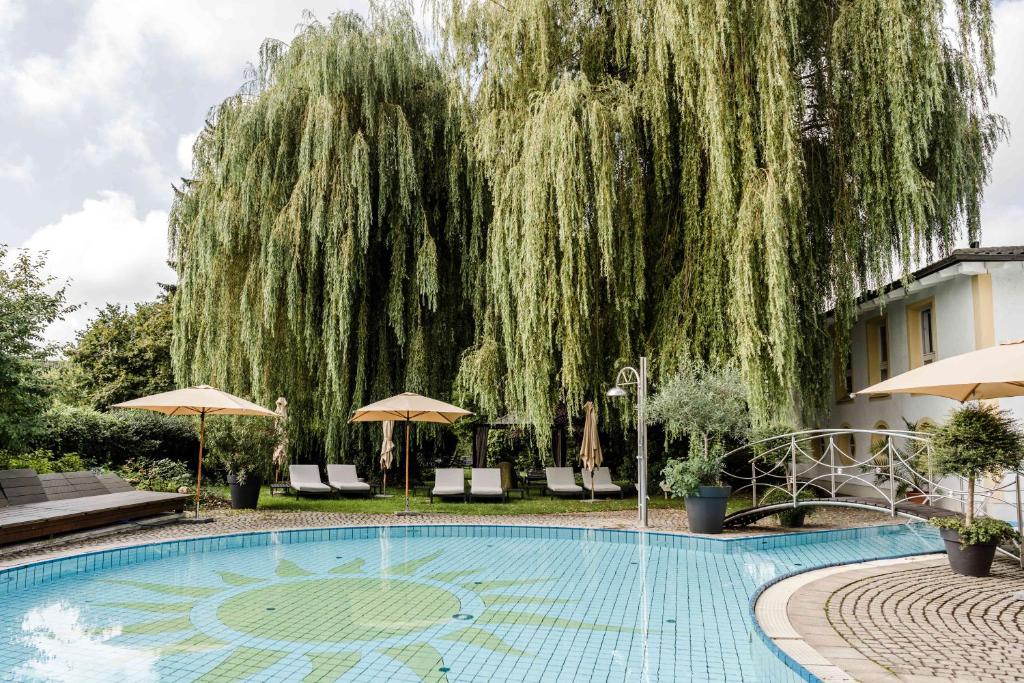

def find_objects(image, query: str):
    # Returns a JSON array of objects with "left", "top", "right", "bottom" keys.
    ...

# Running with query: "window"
[
  {"left": 906, "top": 298, "right": 937, "bottom": 369},
  {"left": 865, "top": 316, "right": 889, "bottom": 392},
  {"left": 843, "top": 351, "right": 853, "bottom": 395},
  {"left": 878, "top": 322, "right": 889, "bottom": 380},
  {"left": 833, "top": 339, "right": 853, "bottom": 403},
  {"left": 920, "top": 307, "right": 935, "bottom": 364}
]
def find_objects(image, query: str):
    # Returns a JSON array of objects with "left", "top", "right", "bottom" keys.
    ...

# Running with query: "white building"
[{"left": 827, "top": 245, "right": 1024, "bottom": 521}]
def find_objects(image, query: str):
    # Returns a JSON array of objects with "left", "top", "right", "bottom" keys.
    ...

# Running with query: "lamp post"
[{"left": 608, "top": 356, "right": 648, "bottom": 528}]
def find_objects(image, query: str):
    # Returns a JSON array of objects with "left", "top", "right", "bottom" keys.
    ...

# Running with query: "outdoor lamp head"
[{"left": 606, "top": 385, "right": 627, "bottom": 398}]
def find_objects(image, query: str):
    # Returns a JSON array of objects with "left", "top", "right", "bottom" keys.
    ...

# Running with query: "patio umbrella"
[
  {"left": 856, "top": 339, "right": 1024, "bottom": 401},
  {"left": 112, "top": 385, "right": 277, "bottom": 522},
  {"left": 380, "top": 420, "right": 395, "bottom": 495},
  {"left": 350, "top": 392, "right": 473, "bottom": 514},
  {"left": 857, "top": 340, "right": 1024, "bottom": 566},
  {"left": 272, "top": 397, "right": 289, "bottom": 483},
  {"left": 579, "top": 401, "right": 603, "bottom": 502}
]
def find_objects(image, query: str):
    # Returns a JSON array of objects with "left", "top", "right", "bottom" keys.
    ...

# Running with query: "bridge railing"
[{"left": 723, "top": 429, "right": 1023, "bottom": 563}]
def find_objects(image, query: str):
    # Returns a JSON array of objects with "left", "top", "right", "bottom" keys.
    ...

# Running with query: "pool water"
[{"left": 0, "top": 524, "right": 942, "bottom": 682}]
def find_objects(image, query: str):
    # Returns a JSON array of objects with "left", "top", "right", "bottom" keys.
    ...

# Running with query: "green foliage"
[
  {"left": 172, "top": 2, "right": 999, "bottom": 460},
  {"left": 436, "top": 0, "right": 999, "bottom": 432},
  {"left": 0, "top": 449, "right": 86, "bottom": 474},
  {"left": 647, "top": 358, "right": 750, "bottom": 457},
  {"left": 29, "top": 404, "right": 197, "bottom": 468},
  {"left": 61, "top": 290, "right": 175, "bottom": 409},
  {"left": 759, "top": 486, "right": 816, "bottom": 526},
  {"left": 931, "top": 403, "right": 1024, "bottom": 479},
  {"left": 0, "top": 246, "right": 76, "bottom": 450},
  {"left": 930, "top": 516, "right": 1020, "bottom": 547},
  {"left": 204, "top": 416, "right": 278, "bottom": 484},
  {"left": 116, "top": 457, "right": 192, "bottom": 493},
  {"left": 662, "top": 437, "right": 726, "bottom": 498},
  {"left": 170, "top": 8, "right": 481, "bottom": 468}
]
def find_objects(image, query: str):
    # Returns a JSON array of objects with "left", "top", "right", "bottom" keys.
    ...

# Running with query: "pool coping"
[
  {"left": 0, "top": 520, "right": 941, "bottom": 682},
  {"left": 748, "top": 552, "right": 944, "bottom": 683}
]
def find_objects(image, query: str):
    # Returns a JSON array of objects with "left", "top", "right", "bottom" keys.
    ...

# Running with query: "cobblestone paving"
[
  {"left": 0, "top": 504, "right": 895, "bottom": 567},
  {"left": 826, "top": 559, "right": 1024, "bottom": 682}
]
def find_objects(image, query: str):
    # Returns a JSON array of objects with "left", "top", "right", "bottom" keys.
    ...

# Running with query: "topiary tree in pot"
[
  {"left": 927, "top": 403, "right": 1023, "bottom": 577},
  {"left": 650, "top": 358, "right": 749, "bottom": 533},
  {"left": 205, "top": 416, "right": 277, "bottom": 509}
]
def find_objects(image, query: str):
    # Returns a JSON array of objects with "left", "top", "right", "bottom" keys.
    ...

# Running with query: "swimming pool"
[{"left": 0, "top": 523, "right": 942, "bottom": 682}]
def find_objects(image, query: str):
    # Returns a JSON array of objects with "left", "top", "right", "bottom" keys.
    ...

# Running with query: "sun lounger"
[
  {"left": 288, "top": 464, "right": 332, "bottom": 497},
  {"left": 581, "top": 467, "right": 624, "bottom": 498},
  {"left": 326, "top": 464, "right": 372, "bottom": 495},
  {"left": 469, "top": 468, "right": 506, "bottom": 502},
  {"left": 431, "top": 468, "right": 466, "bottom": 502},
  {"left": 544, "top": 467, "right": 583, "bottom": 497}
]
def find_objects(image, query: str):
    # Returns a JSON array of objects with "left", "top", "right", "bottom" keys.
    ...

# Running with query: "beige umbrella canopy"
[
  {"left": 112, "top": 385, "right": 277, "bottom": 521},
  {"left": 351, "top": 392, "right": 472, "bottom": 514},
  {"left": 857, "top": 339, "right": 1024, "bottom": 401},
  {"left": 379, "top": 420, "right": 395, "bottom": 495},
  {"left": 579, "top": 401, "right": 603, "bottom": 501}
]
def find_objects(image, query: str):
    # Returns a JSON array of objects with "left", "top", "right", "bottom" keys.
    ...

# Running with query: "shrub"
[
  {"left": 0, "top": 449, "right": 86, "bottom": 474},
  {"left": 662, "top": 437, "right": 726, "bottom": 497},
  {"left": 116, "top": 457, "right": 192, "bottom": 492},
  {"left": 204, "top": 416, "right": 277, "bottom": 485},
  {"left": 930, "top": 516, "right": 1019, "bottom": 546},
  {"left": 759, "top": 486, "right": 816, "bottom": 526},
  {"left": 29, "top": 404, "right": 197, "bottom": 468}
]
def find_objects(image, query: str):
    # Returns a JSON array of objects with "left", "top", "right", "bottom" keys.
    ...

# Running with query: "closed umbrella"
[
  {"left": 272, "top": 397, "right": 288, "bottom": 483},
  {"left": 112, "top": 385, "right": 277, "bottom": 522},
  {"left": 579, "top": 401, "right": 603, "bottom": 502},
  {"left": 351, "top": 392, "right": 473, "bottom": 514},
  {"left": 379, "top": 420, "right": 395, "bottom": 496}
]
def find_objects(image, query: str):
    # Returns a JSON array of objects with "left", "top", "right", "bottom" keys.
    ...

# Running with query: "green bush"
[
  {"left": 0, "top": 449, "right": 86, "bottom": 474},
  {"left": 759, "top": 486, "right": 816, "bottom": 526},
  {"left": 28, "top": 404, "right": 198, "bottom": 468},
  {"left": 204, "top": 416, "right": 277, "bottom": 485},
  {"left": 930, "top": 516, "right": 1019, "bottom": 546},
  {"left": 662, "top": 437, "right": 726, "bottom": 497},
  {"left": 116, "top": 457, "right": 192, "bottom": 492}
]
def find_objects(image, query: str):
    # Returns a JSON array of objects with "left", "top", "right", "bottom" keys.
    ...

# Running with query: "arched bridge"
[{"left": 720, "top": 428, "right": 1023, "bottom": 564}]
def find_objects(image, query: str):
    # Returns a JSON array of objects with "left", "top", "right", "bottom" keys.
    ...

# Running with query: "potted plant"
[
  {"left": 759, "top": 486, "right": 816, "bottom": 527},
  {"left": 649, "top": 358, "right": 749, "bottom": 534},
  {"left": 927, "top": 403, "right": 1023, "bottom": 577},
  {"left": 206, "top": 416, "right": 277, "bottom": 509}
]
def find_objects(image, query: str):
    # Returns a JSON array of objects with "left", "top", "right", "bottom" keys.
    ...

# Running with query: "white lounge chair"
[
  {"left": 469, "top": 468, "right": 506, "bottom": 502},
  {"left": 326, "top": 464, "right": 372, "bottom": 495},
  {"left": 288, "top": 464, "right": 332, "bottom": 497},
  {"left": 431, "top": 468, "right": 466, "bottom": 502},
  {"left": 544, "top": 467, "right": 583, "bottom": 498},
  {"left": 581, "top": 467, "right": 623, "bottom": 498}
]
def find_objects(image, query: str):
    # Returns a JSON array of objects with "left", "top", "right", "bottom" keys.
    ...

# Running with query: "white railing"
[{"left": 724, "top": 429, "right": 1023, "bottom": 565}]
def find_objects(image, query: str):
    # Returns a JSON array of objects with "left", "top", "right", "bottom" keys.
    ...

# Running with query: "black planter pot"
[
  {"left": 939, "top": 527, "right": 998, "bottom": 577},
  {"left": 685, "top": 485, "right": 732, "bottom": 534},
  {"left": 228, "top": 473, "right": 262, "bottom": 510},
  {"left": 777, "top": 508, "right": 807, "bottom": 528}
]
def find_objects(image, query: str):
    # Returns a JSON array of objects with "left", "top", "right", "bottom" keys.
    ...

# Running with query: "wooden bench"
[{"left": 0, "top": 469, "right": 188, "bottom": 546}]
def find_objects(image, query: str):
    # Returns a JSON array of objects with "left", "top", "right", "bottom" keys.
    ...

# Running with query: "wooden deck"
[{"left": 0, "top": 489, "right": 187, "bottom": 545}]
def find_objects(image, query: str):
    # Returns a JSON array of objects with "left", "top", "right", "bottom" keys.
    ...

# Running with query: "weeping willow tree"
[
  {"left": 173, "top": 1, "right": 1000, "bottom": 464},
  {"left": 439, "top": 0, "right": 1001, "bottom": 434},
  {"left": 170, "top": 8, "right": 485, "bottom": 463}
]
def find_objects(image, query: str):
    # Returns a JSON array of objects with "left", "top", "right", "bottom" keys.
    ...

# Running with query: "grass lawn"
[{"left": 208, "top": 485, "right": 755, "bottom": 516}]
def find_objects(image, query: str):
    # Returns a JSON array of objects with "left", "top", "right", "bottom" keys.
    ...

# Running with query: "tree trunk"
[{"left": 966, "top": 475, "right": 975, "bottom": 525}]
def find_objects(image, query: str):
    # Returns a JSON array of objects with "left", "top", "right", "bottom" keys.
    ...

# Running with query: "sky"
[{"left": 0, "top": 1, "right": 1022, "bottom": 344}]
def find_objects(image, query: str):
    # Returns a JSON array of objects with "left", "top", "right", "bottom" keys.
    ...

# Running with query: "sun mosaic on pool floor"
[{"left": 54, "top": 549, "right": 622, "bottom": 683}]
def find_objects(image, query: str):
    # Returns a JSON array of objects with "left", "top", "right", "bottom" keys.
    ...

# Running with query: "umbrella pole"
[
  {"left": 195, "top": 411, "right": 205, "bottom": 520},
  {"left": 404, "top": 421, "right": 410, "bottom": 513}
]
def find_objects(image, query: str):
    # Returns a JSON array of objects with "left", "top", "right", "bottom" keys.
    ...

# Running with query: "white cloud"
[
  {"left": 0, "top": 154, "right": 32, "bottom": 182},
  {"left": 176, "top": 128, "right": 201, "bottom": 174},
  {"left": 83, "top": 106, "right": 155, "bottom": 164},
  {"left": 979, "top": 0, "right": 1024, "bottom": 246},
  {"left": 2, "top": 0, "right": 367, "bottom": 114},
  {"left": 0, "top": 0, "right": 23, "bottom": 36},
  {"left": 20, "top": 191, "right": 175, "bottom": 343}
]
